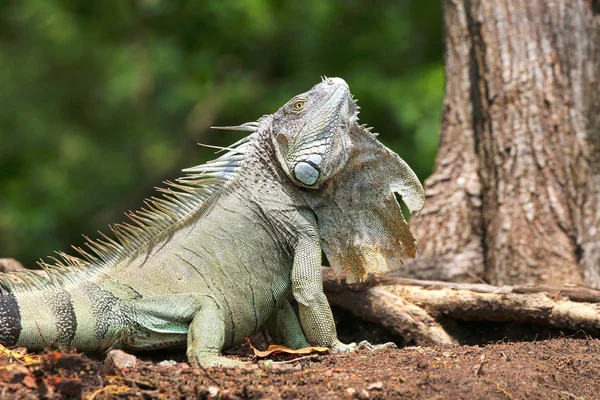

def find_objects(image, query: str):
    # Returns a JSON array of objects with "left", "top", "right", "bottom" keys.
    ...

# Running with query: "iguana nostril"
[{"left": 294, "top": 161, "right": 320, "bottom": 185}]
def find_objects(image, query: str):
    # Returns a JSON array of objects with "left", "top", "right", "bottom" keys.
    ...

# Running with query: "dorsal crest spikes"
[{"left": 0, "top": 122, "right": 260, "bottom": 294}]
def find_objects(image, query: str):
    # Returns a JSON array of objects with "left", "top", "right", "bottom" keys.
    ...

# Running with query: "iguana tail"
[{"left": 0, "top": 281, "right": 106, "bottom": 351}]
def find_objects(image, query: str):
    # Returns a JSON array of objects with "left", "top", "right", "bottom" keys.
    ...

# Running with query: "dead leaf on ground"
[
  {"left": 246, "top": 338, "right": 330, "bottom": 358},
  {"left": 0, "top": 344, "right": 40, "bottom": 365}
]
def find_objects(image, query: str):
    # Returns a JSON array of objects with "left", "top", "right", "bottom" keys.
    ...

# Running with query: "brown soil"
[{"left": 1, "top": 336, "right": 598, "bottom": 399}]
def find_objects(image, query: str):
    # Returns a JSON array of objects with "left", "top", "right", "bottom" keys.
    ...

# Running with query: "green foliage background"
[{"left": 0, "top": 0, "right": 443, "bottom": 267}]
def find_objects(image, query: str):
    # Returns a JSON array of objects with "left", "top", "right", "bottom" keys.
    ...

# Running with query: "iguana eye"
[{"left": 292, "top": 100, "right": 306, "bottom": 111}]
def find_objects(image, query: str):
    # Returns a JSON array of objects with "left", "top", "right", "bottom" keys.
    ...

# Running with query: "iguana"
[{"left": 0, "top": 77, "right": 424, "bottom": 367}]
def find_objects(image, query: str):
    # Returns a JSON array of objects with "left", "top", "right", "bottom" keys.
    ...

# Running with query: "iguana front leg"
[{"left": 291, "top": 223, "right": 395, "bottom": 353}]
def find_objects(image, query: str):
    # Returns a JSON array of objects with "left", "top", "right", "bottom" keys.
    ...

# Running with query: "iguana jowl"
[{"left": 0, "top": 77, "right": 424, "bottom": 367}]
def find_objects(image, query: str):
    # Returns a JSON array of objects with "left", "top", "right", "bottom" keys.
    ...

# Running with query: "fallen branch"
[{"left": 322, "top": 268, "right": 600, "bottom": 345}]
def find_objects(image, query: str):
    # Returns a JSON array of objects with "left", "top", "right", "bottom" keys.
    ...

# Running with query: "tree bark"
[{"left": 401, "top": 0, "right": 600, "bottom": 286}]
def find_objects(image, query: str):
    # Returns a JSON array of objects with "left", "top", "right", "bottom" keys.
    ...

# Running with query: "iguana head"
[
  {"left": 271, "top": 77, "right": 356, "bottom": 188},
  {"left": 273, "top": 77, "right": 425, "bottom": 283}
]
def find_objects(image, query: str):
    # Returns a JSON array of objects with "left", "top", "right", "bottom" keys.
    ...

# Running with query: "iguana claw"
[
  {"left": 188, "top": 355, "right": 260, "bottom": 369},
  {"left": 188, "top": 355, "right": 242, "bottom": 369},
  {"left": 330, "top": 339, "right": 397, "bottom": 353}
]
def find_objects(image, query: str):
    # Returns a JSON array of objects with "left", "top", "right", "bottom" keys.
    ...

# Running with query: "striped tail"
[
  {"left": 0, "top": 291, "right": 22, "bottom": 347},
  {"left": 0, "top": 281, "right": 145, "bottom": 353},
  {"left": 0, "top": 288, "right": 78, "bottom": 350}
]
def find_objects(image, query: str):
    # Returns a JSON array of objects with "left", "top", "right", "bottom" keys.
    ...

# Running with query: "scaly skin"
[{"left": 0, "top": 77, "right": 424, "bottom": 367}]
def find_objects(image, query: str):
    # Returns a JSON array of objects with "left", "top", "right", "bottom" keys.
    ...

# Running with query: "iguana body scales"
[{"left": 0, "top": 78, "right": 424, "bottom": 367}]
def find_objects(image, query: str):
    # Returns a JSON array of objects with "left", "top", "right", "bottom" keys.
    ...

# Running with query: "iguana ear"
[{"left": 302, "top": 127, "right": 424, "bottom": 283}]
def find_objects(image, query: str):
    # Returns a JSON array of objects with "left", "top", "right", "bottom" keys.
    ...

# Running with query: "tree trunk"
[{"left": 401, "top": 0, "right": 600, "bottom": 286}]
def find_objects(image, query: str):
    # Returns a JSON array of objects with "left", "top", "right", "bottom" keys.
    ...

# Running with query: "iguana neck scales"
[{"left": 0, "top": 77, "right": 424, "bottom": 367}]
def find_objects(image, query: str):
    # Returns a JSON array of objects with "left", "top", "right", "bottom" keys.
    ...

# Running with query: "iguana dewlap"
[{"left": 0, "top": 77, "right": 424, "bottom": 367}]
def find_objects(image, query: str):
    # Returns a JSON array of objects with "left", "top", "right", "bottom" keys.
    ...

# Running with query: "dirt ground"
[
  {"left": 0, "top": 309, "right": 598, "bottom": 399},
  {"left": 0, "top": 331, "right": 598, "bottom": 400},
  {"left": 1, "top": 337, "right": 599, "bottom": 399}
]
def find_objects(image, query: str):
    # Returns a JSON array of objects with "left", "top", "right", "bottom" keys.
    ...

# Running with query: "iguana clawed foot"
[
  {"left": 187, "top": 354, "right": 255, "bottom": 369},
  {"left": 330, "top": 339, "right": 397, "bottom": 353}
]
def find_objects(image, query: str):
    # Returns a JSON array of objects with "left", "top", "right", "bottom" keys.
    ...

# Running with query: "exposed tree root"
[{"left": 322, "top": 268, "right": 600, "bottom": 345}]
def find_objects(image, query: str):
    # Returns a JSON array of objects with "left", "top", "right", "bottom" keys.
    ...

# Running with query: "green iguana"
[{"left": 0, "top": 77, "right": 424, "bottom": 367}]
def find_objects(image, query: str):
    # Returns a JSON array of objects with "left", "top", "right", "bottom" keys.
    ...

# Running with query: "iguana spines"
[{"left": 0, "top": 134, "right": 254, "bottom": 295}]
